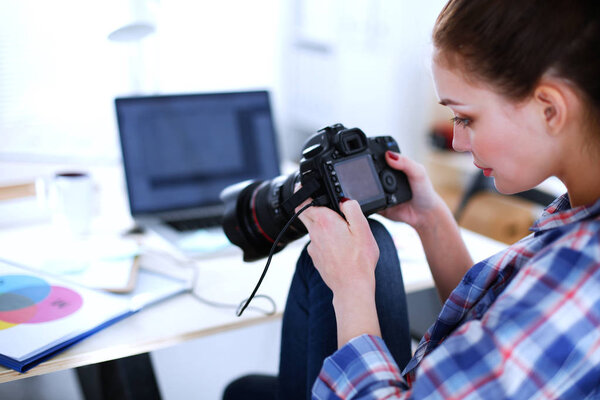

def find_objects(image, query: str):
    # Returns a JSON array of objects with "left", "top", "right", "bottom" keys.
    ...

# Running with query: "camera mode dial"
[{"left": 302, "top": 143, "right": 323, "bottom": 159}]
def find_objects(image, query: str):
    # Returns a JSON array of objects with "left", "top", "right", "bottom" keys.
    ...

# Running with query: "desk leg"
[{"left": 76, "top": 353, "right": 161, "bottom": 400}]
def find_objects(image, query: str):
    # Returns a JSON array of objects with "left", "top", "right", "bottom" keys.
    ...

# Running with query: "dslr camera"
[{"left": 220, "top": 123, "right": 412, "bottom": 261}]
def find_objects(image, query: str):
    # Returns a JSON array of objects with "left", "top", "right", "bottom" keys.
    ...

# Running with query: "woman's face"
[{"left": 431, "top": 56, "right": 556, "bottom": 194}]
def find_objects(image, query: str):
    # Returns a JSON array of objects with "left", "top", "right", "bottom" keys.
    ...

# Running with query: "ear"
[{"left": 533, "top": 80, "right": 568, "bottom": 136}]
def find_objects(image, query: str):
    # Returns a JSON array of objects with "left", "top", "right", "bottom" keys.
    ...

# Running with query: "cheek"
[
  {"left": 470, "top": 124, "right": 509, "bottom": 159},
  {"left": 480, "top": 123, "right": 549, "bottom": 192},
  {"left": 470, "top": 118, "right": 529, "bottom": 181},
  {"left": 477, "top": 108, "right": 529, "bottom": 150}
]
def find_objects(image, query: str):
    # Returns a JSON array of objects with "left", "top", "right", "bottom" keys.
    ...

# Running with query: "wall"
[
  {"left": 0, "top": 0, "right": 446, "bottom": 167},
  {"left": 277, "top": 0, "right": 448, "bottom": 162},
  {"left": 151, "top": 320, "right": 282, "bottom": 400},
  {"left": 0, "top": 0, "right": 282, "bottom": 164}
]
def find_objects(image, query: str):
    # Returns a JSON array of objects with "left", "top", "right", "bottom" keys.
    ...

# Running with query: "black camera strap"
[
  {"left": 237, "top": 199, "right": 317, "bottom": 316},
  {"left": 281, "top": 177, "right": 321, "bottom": 216}
]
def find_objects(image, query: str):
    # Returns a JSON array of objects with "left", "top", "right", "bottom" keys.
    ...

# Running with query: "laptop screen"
[{"left": 115, "top": 91, "right": 280, "bottom": 216}]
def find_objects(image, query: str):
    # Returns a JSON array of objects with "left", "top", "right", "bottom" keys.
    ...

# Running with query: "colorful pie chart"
[{"left": 0, "top": 274, "right": 83, "bottom": 330}]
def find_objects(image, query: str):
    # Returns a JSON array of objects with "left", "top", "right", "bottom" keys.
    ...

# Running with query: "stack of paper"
[
  {"left": 0, "top": 225, "right": 140, "bottom": 292},
  {"left": 0, "top": 260, "right": 188, "bottom": 372}
]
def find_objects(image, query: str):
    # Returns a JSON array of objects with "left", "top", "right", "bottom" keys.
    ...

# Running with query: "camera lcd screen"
[{"left": 334, "top": 155, "right": 383, "bottom": 204}]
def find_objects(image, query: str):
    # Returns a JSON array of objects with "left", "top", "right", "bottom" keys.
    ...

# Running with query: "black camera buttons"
[{"left": 380, "top": 170, "right": 398, "bottom": 193}]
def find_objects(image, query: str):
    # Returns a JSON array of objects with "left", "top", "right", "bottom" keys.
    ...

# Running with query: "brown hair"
[{"left": 433, "top": 0, "right": 600, "bottom": 130}]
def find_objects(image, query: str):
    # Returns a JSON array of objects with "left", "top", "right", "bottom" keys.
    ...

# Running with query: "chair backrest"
[
  {"left": 454, "top": 170, "right": 556, "bottom": 221},
  {"left": 454, "top": 170, "right": 557, "bottom": 244}
]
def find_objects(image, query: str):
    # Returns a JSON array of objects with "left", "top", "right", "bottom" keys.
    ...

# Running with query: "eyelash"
[{"left": 450, "top": 116, "right": 471, "bottom": 127}]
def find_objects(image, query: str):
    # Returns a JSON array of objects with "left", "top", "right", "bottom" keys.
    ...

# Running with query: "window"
[
  {"left": 0, "top": 0, "right": 280, "bottom": 163},
  {"left": 0, "top": 1, "right": 132, "bottom": 162}
]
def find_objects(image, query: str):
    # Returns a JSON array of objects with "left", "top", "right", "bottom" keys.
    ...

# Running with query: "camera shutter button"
[
  {"left": 380, "top": 170, "right": 398, "bottom": 193},
  {"left": 302, "top": 144, "right": 323, "bottom": 159}
]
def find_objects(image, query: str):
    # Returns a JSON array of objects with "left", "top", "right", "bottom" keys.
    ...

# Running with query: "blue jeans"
[{"left": 223, "top": 219, "right": 411, "bottom": 400}]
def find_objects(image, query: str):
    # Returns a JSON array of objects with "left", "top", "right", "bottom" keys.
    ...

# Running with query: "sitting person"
[{"left": 225, "top": 0, "right": 600, "bottom": 398}]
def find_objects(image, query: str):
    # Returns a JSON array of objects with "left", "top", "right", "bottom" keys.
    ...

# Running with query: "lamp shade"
[{"left": 107, "top": 0, "right": 157, "bottom": 42}]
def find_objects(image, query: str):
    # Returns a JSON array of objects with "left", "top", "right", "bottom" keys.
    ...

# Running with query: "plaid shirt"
[{"left": 313, "top": 194, "right": 600, "bottom": 399}]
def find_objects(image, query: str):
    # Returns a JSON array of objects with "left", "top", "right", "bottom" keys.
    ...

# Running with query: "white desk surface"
[
  {"left": 0, "top": 161, "right": 506, "bottom": 383},
  {"left": 0, "top": 218, "right": 505, "bottom": 383}
]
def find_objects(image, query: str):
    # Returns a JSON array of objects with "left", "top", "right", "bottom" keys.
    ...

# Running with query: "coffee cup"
[{"left": 52, "top": 172, "right": 95, "bottom": 236}]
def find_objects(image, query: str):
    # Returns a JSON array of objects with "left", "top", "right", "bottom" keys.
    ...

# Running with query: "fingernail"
[
  {"left": 387, "top": 151, "right": 399, "bottom": 161},
  {"left": 340, "top": 197, "right": 350, "bottom": 203}
]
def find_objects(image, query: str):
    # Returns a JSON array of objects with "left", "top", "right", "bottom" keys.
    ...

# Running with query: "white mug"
[{"left": 52, "top": 172, "right": 95, "bottom": 236}]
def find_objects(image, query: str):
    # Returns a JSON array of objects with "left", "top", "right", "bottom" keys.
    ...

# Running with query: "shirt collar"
[{"left": 530, "top": 193, "right": 600, "bottom": 232}]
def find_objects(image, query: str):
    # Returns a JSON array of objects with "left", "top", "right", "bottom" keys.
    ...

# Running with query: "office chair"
[{"left": 454, "top": 170, "right": 556, "bottom": 221}]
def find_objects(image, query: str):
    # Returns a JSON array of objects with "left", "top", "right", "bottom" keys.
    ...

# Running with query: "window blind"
[{"left": 0, "top": 1, "right": 130, "bottom": 162}]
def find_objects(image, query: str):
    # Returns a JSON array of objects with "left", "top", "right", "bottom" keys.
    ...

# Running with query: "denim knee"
[{"left": 294, "top": 218, "right": 399, "bottom": 283}]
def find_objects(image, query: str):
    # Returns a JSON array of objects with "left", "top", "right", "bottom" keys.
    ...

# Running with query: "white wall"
[
  {"left": 151, "top": 320, "right": 282, "bottom": 400},
  {"left": 0, "top": 0, "right": 282, "bottom": 164},
  {"left": 277, "top": 0, "right": 447, "bottom": 162},
  {"left": 150, "top": 0, "right": 281, "bottom": 95},
  {"left": 0, "top": 1, "right": 129, "bottom": 162},
  {"left": 0, "top": 0, "right": 446, "bottom": 166}
]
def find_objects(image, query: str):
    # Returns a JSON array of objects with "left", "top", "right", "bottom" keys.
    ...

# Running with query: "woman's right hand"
[{"left": 378, "top": 151, "right": 446, "bottom": 230}]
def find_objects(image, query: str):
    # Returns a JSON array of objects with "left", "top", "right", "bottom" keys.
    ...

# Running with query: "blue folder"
[{"left": 0, "top": 261, "right": 189, "bottom": 373}]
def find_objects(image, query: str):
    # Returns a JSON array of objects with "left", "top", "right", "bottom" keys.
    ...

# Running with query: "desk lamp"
[{"left": 107, "top": 0, "right": 157, "bottom": 42}]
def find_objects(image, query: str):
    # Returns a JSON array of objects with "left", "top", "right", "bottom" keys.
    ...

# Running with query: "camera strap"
[{"left": 281, "top": 177, "right": 321, "bottom": 216}]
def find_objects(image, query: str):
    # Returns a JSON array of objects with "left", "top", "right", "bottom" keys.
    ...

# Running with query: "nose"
[{"left": 452, "top": 128, "right": 471, "bottom": 152}]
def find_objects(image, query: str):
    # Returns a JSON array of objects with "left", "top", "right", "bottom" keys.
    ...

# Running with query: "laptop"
[{"left": 115, "top": 90, "right": 281, "bottom": 255}]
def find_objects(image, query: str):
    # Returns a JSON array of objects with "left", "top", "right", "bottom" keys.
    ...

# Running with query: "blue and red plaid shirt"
[{"left": 313, "top": 194, "right": 600, "bottom": 399}]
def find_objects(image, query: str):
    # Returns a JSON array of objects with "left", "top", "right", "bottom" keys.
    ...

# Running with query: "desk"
[
  {"left": 0, "top": 160, "right": 506, "bottom": 387},
  {"left": 0, "top": 220, "right": 505, "bottom": 385}
]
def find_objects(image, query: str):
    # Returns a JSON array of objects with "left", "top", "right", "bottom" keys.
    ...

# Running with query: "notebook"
[{"left": 115, "top": 90, "right": 281, "bottom": 255}]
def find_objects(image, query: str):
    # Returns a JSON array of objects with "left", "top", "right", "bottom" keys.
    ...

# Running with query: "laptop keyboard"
[{"left": 166, "top": 216, "right": 223, "bottom": 232}]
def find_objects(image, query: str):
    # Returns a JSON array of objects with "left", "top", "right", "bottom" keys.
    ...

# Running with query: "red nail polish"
[
  {"left": 387, "top": 151, "right": 399, "bottom": 161},
  {"left": 340, "top": 197, "right": 350, "bottom": 203}
]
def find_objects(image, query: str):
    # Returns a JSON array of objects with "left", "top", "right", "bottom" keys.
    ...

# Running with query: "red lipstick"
[{"left": 474, "top": 162, "right": 493, "bottom": 177}]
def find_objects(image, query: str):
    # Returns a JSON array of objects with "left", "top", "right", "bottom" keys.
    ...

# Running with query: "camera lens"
[{"left": 220, "top": 172, "right": 306, "bottom": 261}]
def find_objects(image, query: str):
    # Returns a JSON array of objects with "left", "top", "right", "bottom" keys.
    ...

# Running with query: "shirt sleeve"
[
  {"left": 312, "top": 246, "right": 600, "bottom": 399},
  {"left": 312, "top": 334, "right": 411, "bottom": 400},
  {"left": 409, "top": 246, "right": 600, "bottom": 399}
]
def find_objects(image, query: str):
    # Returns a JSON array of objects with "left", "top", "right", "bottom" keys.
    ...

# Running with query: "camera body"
[
  {"left": 297, "top": 123, "right": 411, "bottom": 216},
  {"left": 220, "top": 123, "right": 412, "bottom": 261}
]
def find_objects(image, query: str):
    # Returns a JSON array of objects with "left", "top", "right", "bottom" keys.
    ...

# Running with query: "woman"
[{"left": 225, "top": 0, "right": 600, "bottom": 398}]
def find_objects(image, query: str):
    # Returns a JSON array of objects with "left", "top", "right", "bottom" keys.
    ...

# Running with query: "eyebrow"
[{"left": 438, "top": 98, "right": 464, "bottom": 106}]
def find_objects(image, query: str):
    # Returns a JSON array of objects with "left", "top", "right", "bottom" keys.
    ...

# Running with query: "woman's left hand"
[{"left": 298, "top": 199, "right": 380, "bottom": 299}]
